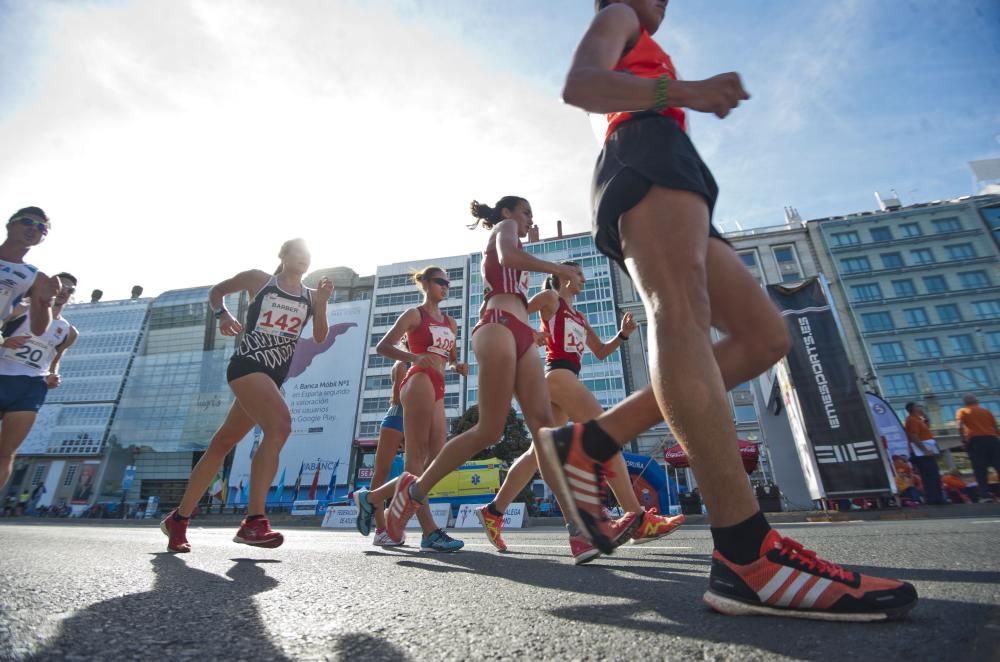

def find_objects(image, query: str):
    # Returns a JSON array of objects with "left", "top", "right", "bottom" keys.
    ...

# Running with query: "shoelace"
[{"left": 778, "top": 537, "right": 853, "bottom": 582}]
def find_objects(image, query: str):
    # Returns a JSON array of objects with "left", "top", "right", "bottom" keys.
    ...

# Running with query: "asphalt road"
[{"left": 1, "top": 517, "right": 998, "bottom": 661}]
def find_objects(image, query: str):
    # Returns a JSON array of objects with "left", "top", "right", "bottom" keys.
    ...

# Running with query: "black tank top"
[{"left": 233, "top": 275, "right": 313, "bottom": 373}]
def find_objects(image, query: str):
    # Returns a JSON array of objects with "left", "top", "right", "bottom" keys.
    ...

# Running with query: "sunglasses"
[
  {"left": 431, "top": 277, "right": 450, "bottom": 288},
  {"left": 61, "top": 287, "right": 76, "bottom": 294},
  {"left": 14, "top": 217, "right": 50, "bottom": 235}
]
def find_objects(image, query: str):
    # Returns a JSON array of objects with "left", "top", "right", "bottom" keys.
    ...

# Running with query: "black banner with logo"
[{"left": 767, "top": 278, "right": 891, "bottom": 496}]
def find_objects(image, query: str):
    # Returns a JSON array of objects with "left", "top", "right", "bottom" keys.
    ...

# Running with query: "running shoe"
[
  {"left": 704, "top": 529, "right": 918, "bottom": 621},
  {"left": 354, "top": 488, "right": 374, "bottom": 537},
  {"left": 420, "top": 529, "right": 464, "bottom": 553},
  {"left": 373, "top": 528, "right": 405, "bottom": 547},
  {"left": 631, "top": 509, "right": 685, "bottom": 545},
  {"left": 160, "top": 509, "right": 191, "bottom": 553},
  {"left": 569, "top": 533, "right": 600, "bottom": 565},
  {"left": 385, "top": 472, "right": 421, "bottom": 542},
  {"left": 475, "top": 505, "right": 508, "bottom": 552},
  {"left": 607, "top": 511, "right": 642, "bottom": 548},
  {"left": 535, "top": 423, "right": 618, "bottom": 554},
  {"left": 233, "top": 516, "right": 284, "bottom": 548}
]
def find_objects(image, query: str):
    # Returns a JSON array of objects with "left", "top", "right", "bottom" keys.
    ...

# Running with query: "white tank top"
[
  {"left": 0, "top": 258, "right": 39, "bottom": 322},
  {"left": 0, "top": 309, "right": 71, "bottom": 377}
]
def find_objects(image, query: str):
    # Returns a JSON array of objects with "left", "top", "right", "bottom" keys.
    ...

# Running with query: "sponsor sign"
[
  {"left": 321, "top": 502, "right": 451, "bottom": 529},
  {"left": 143, "top": 495, "right": 160, "bottom": 519},
  {"left": 291, "top": 500, "right": 320, "bottom": 516},
  {"left": 767, "top": 278, "right": 892, "bottom": 498},
  {"left": 121, "top": 465, "right": 137, "bottom": 493},
  {"left": 454, "top": 503, "right": 525, "bottom": 529}
]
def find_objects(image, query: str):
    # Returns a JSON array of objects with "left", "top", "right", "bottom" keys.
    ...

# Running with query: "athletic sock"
[
  {"left": 581, "top": 420, "right": 620, "bottom": 463},
  {"left": 407, "top": 482, "right": 426, "bottom": 504},
  {"left": 173, "top": 512, "right": 189, "bottom": 521},
  {"left": 246, "top": 514, "right": 265, "bottom": 521},
  {"left": 710, "top": 510, "right": 772, "bottom": 565},
  {"left": 486, "top": 502, "right": 502, "bottom": 517}
]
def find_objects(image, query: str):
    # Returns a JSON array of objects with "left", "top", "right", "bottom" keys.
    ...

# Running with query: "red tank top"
[
  {"left": 482, "top": 238, "right": 530, "bottom": 306},
  {"left": 542, "top": 298, "right": 588, "bottom": 370},
  {"left": 605, "top": 28, "right": 686, "bottom": 140},
  {"left": 405, "top": 307, "right": 455, "bottom": 359}
]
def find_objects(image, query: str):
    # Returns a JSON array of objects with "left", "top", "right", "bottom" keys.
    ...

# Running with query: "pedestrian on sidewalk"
[
  {"left": 904, "top": 403, "right": 945, "bottom": 505},
  {"left": 955, "top": 394, "right": 1000, "bottom": 503}
]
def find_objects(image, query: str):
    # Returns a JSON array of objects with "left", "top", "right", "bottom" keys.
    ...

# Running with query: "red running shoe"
[
  {"left": 385, "top": 472, "right": 421, "bottom": 543},
  {"left": 704, "top": 529, "right": 917, "bottom": 621},
  {"left": 475, "top": 505, "right": 507, "bottom": 552},
  {"left": 233, "top": 516, "right": 284, "bottom": 548},
  {"left": 631, "top": 509, "right": 685, "bottom": 545},
  {"left": 160, "top": 509, "right": 191, "bottom": 553},
  {"left": 607, "top": 511, "right": 642, "bottom": 548},
  {"left": 569, "top": 533, "right": 600, "bottom": 565},
  {"left": 536, "top": 423, "right": 618, "bottom": 554}
]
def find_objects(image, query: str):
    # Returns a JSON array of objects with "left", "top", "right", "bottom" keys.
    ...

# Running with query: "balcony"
[
  {"left": 826, "top": 227, "right": 985, "bottom": 253},
  {"left": 839, "top": 255, "right": 995, "bottom": 280},
  {"left": 850, "top": 283, "right": 1000, "bottom": 308}
]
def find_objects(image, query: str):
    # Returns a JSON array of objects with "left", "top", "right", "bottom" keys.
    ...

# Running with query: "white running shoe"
[{"left": 373, "top": 529, "right": 405, "bottom": 547}]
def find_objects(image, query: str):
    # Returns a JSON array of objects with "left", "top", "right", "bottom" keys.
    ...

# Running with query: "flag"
[
  {"left": 273, "top": 467, "right": 286, "bottom": 504},
  {"left": 325, "top": 460, "right": 341, "bottom": 501},
  {"left": 291, "top": 461, "right": 305, "bottom": 502},
  {"left": 220, "top": 463, "right": 230, "bottom": 506},
  {"left": 308, "top": 460, "right": 321, "bottom": 500},
  {"left": 210, "top": 469, "right": 225, "bottom": 501}
]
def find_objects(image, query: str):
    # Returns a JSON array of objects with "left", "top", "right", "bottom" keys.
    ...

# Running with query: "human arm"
[
  {"left": 45, "top": 326, "right": 78, "bottom": 388},
  {"left": 209, "top": 269, "right": 269, "bottom": 336},
  {"left": 586, "top": 312, "right": 636, "bottom": 360},
  {"left": 527, "top": 290, "right": 559, "bottom": 319},
  {"left": 27, "top": 272, "right": 60, "bottom": 336},
  {"left": 495, "top": 221, "right": 583, "bottom": 288},
  {"left": 562, "top": 4, "right": 748, "bottom": 118},
  {"left": 448, "top": 318, "right": 468, "bottom": 377},
  {"left": 311, "top": 277, "right": 333, "bottom": 343},
  {"left": 376, "top": 308, "right": 428, "bottom": 366}
]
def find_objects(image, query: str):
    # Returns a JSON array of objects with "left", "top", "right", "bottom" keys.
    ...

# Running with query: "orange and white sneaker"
[
  {"left": 569, "top": 533, "right": 600, "bottom": 565},
  {"left": 385, "top": 472, "right": 421, "bottom": 543},
  {"left": 704, "top": 529, "right": 917, "bottom": 621},
  {"left": 535, "top": 423, "right": 619, "bottom": 554},
  {"left": 607, "top": 511, "right": 642, "bottom": 548},
  {"left": 233, "top": 516, "right": 284, "bottom": 548},
  {"left": 475, "top": 505, "right": 507, "bottom": 552},
  {"left": 631, "top": 509, "right": 685, "bottom": 545},
  {"left": 160, "top": 510, "right": 191, "bottom": 553}
]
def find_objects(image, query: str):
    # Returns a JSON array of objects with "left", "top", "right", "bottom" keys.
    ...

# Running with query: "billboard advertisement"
[{"left": 229, "top": 299, "right": 370, "bottom": 500}]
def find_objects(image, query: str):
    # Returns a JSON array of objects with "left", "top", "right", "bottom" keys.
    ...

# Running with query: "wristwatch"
[{"left": 213, "top": 306, "right": 228, "bottom": 319}]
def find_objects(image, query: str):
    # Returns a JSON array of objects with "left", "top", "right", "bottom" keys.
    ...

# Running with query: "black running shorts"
[{"left": 226, "top": 356, "right": 286, "bottom": 388}]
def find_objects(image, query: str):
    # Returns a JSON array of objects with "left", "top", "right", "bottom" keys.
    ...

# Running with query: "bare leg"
[
  {"left": 177, "top": 401, "right": 256, "bottom": 517},
  {"left": 395, "top": 374, "right": 441, "bottom": 536},
  {"left": 0, "top": 412, "right": 36, "bottom": 489},
  {"left": 370, "top": 426, "right": 403, "bottom": 531},
  {"left": 229, "top": 374, "right": 293, "bottom": 517}
]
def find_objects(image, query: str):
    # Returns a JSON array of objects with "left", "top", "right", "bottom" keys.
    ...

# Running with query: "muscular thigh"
[{"left": 546, "top": 370, "right": 603, "bottom": 423}]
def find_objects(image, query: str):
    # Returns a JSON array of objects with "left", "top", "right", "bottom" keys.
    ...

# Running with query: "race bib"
[
  {"left": 563, "top": 316, "right": 586, "bottom": 357},
  {"left": 2, "top": 336, "right": 52, "bottom": 370},
  {"left": 256, "top": 293, "right": 308, "bottom": 339},
  {"left": 428, "top": 324, "right": 455, "bottom": 357}
]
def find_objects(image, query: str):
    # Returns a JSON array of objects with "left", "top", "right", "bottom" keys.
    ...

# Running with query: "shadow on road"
[{"left": 28, "top": 554, "right": 290, "bottom": 661}]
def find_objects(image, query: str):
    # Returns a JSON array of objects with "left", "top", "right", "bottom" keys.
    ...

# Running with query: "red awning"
[{"left": 664, "top": 439, "right": 760, "bottom": 474}]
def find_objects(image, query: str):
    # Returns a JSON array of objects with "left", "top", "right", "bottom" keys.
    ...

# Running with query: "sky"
[{"left": 1, "top": 0, "right": 998, "bottom": 300}]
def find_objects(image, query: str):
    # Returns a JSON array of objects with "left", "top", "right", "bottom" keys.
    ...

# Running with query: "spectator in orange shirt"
[
  {"left": 893, "top": 455, "right": 922, "bottom": 505},
  {"left": 955, "top": 394, "right": 1000, "bottom": 503},
  {"left": 904, "top": 402, "right": 945, "bottom": 505},
  {"left": 941, "top": 470, "right": 971, "bottom": 504}
]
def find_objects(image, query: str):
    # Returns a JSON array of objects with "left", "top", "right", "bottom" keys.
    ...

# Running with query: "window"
[
  {"left": 944, "top": 243, "right": 976, "bottom": 260},
  {"left": 960, "top": 367, "right": 990, "bottom": 388},
  {"left": 932, "top": 217, "right": 961, "bottom": 233},
  {"left": 733, "top": 404, "right": 757, "bottom": 423},
  {"left": 831, "top": 231, "right": 861, "bottom": 247},
  {"left": 358, "top": 421, "right": 380, "bottom": 438},
  {"left": 782, "top": 272, "right": 802, "bottom": 284},
  {"left": 375, "top": 291, "right": 422, "bottom": 307},
  {"left": 738, "top": 251, "right": 758, "bottom": 268},
  {"left": 63, "top": 464, "right": 79, "bottom": 487},
  {"left": 872, "top": 342, "right": 906, "bottom": 363},
  {"left": 851, "top": 283, "right": 883, "bottom": 302},
  {"left": 30, "top": 465, "right": 46, "bottom": 486},
  {"left": 443, "top": 392, "right": 460, "bottom": 409},
  {"left": 861, "top": 312, "right": 894, "bottom": 332},
  {"left": 882, "top": 374, "right": 917, "bottom": 397},
  {"left": 369, "top": 333, "right": 385, "bottom": 348},
  {"left": 365, "top": 375, "right": 393, "bottom": 390},
  {"left": 903, "top": 308, "right": 930, "bottom": 326},
  {"left": 958, "top": 271, "right": 990, "bottom": 289},
  {"left": 899, "top": 223, "right": 922, "bottom": 237},
  {"left": 869, "top": 227, "right": 893, "bottom": 242},
  {"left": 840, "top": 256, "right": 872, "bottom": 274},
  {"left": 914, "top": 338, "right": 943, "bottom": 359},
  {"left": 948, "top": 335, "right": 976, "bottom": 355},
  {"left": 987, "top": 331, "right": 1000, "bottom": 353},
  {"left": 362, "top": 397, "right": 391, "bottom": 413},
  {"left": 446, "top": 267, "right": 464, "bottom": 281},
  {"left": 927, "top": 370, "right": 956, "bottom": 392},
  {"left": 910, "top": 248, "right": 935, "bottom": 265},
  {"left": 368, "top": 354, "right": 394, "bottom": 369},
  {"left": 891, "top": 280, "right": 917, "bottom": 297},
  {"left": 935, "top": 304, "right": 962, "bottom": 324},
  {"left": 880, "top": 252, "right": 905, "bottom": 269},
  {"left": 773, "top": 246, "right": 798, "bottom": 264},
  {"left": 922, "top": 275, "right": 949, "bottom": 293},
  {"left": 983, "top": 401, "right": 1000, "bottom": 417},
  {"left": 972, "top": 300, "right": 1000, "bottom": 319}
]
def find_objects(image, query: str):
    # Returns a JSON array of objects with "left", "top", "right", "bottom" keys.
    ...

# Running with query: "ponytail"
[{"left": 468, "top": 196, "right": 528, "bottom": 230}]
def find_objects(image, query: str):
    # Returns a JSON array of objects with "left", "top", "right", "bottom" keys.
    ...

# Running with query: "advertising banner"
[
  {"left": 230, "top": 300, "right": 370, "bottom": 500},
  {"left": 71, "top": 461, "right": 99, "bottom": 504},
  {"left": 865, "top": 392, "right": 910, "bottom": 461},
  {"left": 454, "top": 503, "right": 525, "bottom": 529},
  {"left": 320, "top": 503, "right": 450, "bottom": 529},
  {"left": 767, "top": 278, "right": 892, "bottom": 498}
]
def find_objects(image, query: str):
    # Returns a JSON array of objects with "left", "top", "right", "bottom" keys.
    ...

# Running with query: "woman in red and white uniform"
[
  {"left": 355, "top": 266, "right": 467, "bottom": 552},
  {"left": 383, "top": 196, "right": 645, "bottom": 551},
  {"left": 161, "top": 238, "right": 332, "bottom": 553},
  {"left": 478, "top": 260, "right": 684, "bottom": 563}
]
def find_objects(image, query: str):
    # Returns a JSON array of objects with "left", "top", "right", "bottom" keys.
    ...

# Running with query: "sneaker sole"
[
  {"left": 535, "top": 428, "right": 591, "bottom": 547},
  {"left": 474, "top": 509, "right": 508, "bottom": 552},
  {"left": 353, "top": 491, "right": 373, "bottom": 537},
  {"left": 573, "top": 548, "right": 601, "bottom": 565},
  {"left": 610, "top": 514, "right": 643, "bottom": 549},
  {"left": 233, "top": 535, "right": 284, "bottom": 549},
  {"left": 420, "top": 545, "right": 464, "bottom": 553},
  {"left": 702, "top": 591, "right": 916, "bottom": 622}
]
